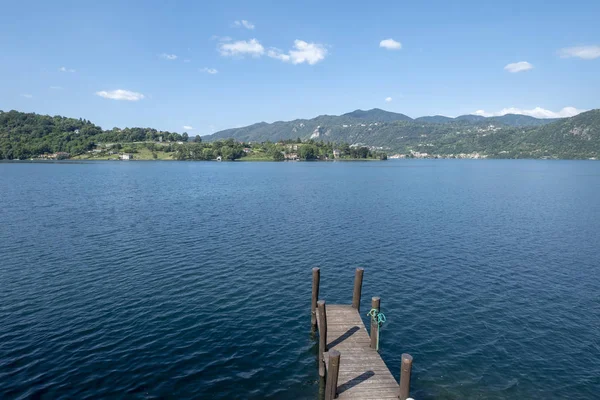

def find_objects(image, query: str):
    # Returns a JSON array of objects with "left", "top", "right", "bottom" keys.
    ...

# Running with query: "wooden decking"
[
  {"left": 311, "top": 268, "right": 413, "bottom": 400},
  {"left": 319, "top": 305, "right": 399, "bottom": 399}
]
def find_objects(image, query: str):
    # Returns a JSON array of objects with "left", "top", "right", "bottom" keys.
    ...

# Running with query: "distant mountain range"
[
  {"left": 1, "top": 108, "right": 598, "bottom": 160},
  {"left": 204, "top": 108, "right": 599, "bottom": 159},
  {"left": 342, "top": 108, "right": 559, "bottom": 126},
  {"left": 204, "top": 108, "right": 561, "bottom": 144}
]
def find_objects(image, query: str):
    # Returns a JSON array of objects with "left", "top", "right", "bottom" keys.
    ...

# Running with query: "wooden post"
[
  {"left": 317, "top": 300, "right": 328, "bottom": 377},
  {"left": 325, "top": 349, "right": 340, "bottom": 400},
  {"left": 311, "top": 268, "right": 320, "bottom": 331},
  {"left": 369, "top": 297, "right": 380, "bottom": 350},
  {"left": 351, "top": 268, "right": 364, "bottom": 310},
  {"left": 398, "top": 353, "right": 413, "bottom": 400}
]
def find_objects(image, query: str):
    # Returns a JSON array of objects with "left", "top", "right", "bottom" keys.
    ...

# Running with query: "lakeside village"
[
  {"left": 35, "top": 138, "right": 388, "bottom": 161},
  {"left": 32, "top": 143, "right": 487, "bottom": 161},
  {"left": 389, "top": 150, "right": 488, "bottom": 159}
]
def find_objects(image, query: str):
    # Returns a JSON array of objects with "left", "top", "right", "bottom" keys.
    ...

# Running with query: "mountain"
[
  {"left": 205, "top": 109, "right": 561, "bottom": 143},
  {"left": 514, "top": 109, "right": 600, "bottom": 158},
  {"left": 342, "top": 108, "right": 413, "bottom": 122},
  {"left": 454, "top": 115, "right": 487, "bottom": 123},
  {"left": 415, "top": 115, "right": 455, "bottom": 124},
  {"left": 204, "top": 109, "right": 599, "bottom": 159},
  {"left": 489, "top": 114, "right": 560, "bottom": 127},
  {"left": 2, "top": 109, "right": 598, "bottom": 160},
  {"left": 416, "top": 114, "right": 557, "bottom": 127}
]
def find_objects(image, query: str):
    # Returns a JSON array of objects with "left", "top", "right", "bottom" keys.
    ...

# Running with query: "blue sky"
[{"left": 1, "top": 0, "right": 599, "bottom": 135}]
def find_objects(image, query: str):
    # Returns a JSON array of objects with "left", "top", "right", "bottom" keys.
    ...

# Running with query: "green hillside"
[
  {"left": 205, "top": 109, "right": 599, "bottom": 159},
  {"left": 1, "top": 109, "right": 598, "bottom": 160},
  {"left": 0, "top": 110, "right": 185, "bottom": 160}
]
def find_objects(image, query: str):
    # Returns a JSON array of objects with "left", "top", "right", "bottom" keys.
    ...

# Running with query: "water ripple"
[{"left": 1, "top": 160, "right": 599, "bottom": 399}]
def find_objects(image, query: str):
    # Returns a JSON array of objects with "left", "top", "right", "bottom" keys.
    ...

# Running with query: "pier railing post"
[
  {"left": 317, "top": 300, "right": 328, "bottom": 377},
  {"left": 398, "top": 353, "right": 413, "bottom": 400},
  {"left": 325, "top": 349, "right": 340, "bottom": 400},
  {"left": 311, "top": 268, "right": 320, "bottom": 331},
  {"left": 369, "top": 296, "right": 380, "bottom": 350},
  {"left": 351, "top": 268, "right": 364, "bottom": 311}
]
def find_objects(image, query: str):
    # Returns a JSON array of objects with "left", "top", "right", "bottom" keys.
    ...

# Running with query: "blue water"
[{"left": 1, "top": 160, "right": 599, "bottom": 399}]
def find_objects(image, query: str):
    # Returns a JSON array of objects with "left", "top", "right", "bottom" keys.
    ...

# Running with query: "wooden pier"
[{"left": 311, "top": 268, "right": 414, "bottom": 400}]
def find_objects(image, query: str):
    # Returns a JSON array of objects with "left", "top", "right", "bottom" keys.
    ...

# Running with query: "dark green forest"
[{"left": 0, "top": 110, "right": 187, "bottom": 160}]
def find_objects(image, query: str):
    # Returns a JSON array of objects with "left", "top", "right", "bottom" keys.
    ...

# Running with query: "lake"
[{"left": 1, "top": 160, "right": 599, "bottom": 399}]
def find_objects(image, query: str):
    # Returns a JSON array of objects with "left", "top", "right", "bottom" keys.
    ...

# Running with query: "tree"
[
  {"left": 299, "top": 144, "right": 317, "bottom": 160},
  {"left": 270, "top": 149, "right": 285, "bottom": 161},
  {"left": 202, "top": 148, "right": 213, "bottom": 160},
  {"left": 182, "top": 133, "right": 189, "bottom": 142},
  {"left": 220, "top": 146, "right": 234, "bottom": 160},
  {"left": 194, "top": 135, "right": 202, "bottom": 143}
]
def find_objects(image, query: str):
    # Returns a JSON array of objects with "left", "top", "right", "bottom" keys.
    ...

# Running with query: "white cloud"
[
  {"left": 379, "top": 38, "right": 402, "bottom": 50},
  {"left": 558, "top": 45, "right": 600, "bottom": 60},
  {"left": 59, "top": 66, "right": 75, "bottom": 73},
  {"left": 183, "top": 125, "right": 193, "bottom": 130},
  {"left": 219, "top": 38, "right": 265, "bottom": 57},
  {"left": 267, "top": 48, "right": 291, "bottom": 62},
  {"left": 504, "top": 61, "right": 534, "bottom": 73},
  {"left": 385, "top": 97, "right": 393, "bottom": 103},
  {"left": 49, "top": 86, "right": 63, "bottom": 90},
  {"left": 234, "top": 20, "right": 255, "bottom": 30},
  {"left": 200, "top": 67, "right": 218, "bottom": 74},
  {"left": 160, "top": 53, "right": 178, "bottom": 60},
  {"left": 473, "top": 106, "right": 584, "bottom": 119},
  {"left": 21, "top": 94, "right": 33, "bottom": 98},
  {"left": 268, "top": 40, "right": 327, "bottom": 65},
  {"left": 95, "top": 89, "right": 145, "bottom": 101},
  {"left": 289, "top": 40, "right": 327, "bottom": 64}
]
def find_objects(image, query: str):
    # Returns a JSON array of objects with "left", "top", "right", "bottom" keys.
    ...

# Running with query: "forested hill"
[
  {"left": 1, "top": 108, "right": 599, "bottom": 160},
  {"left": 204, "top": 108, "right": 562, "bottom": 143},
  {"left": 204, "top": 108, "right": 600, "bottom": 159},
  {"left": 0, "top": 110, "right": 187, "bottom": 160}
]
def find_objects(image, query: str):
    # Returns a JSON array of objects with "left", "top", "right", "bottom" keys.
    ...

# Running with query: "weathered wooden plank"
[{"left": 319, "top": 302, "right": 399, "bottom": 400}]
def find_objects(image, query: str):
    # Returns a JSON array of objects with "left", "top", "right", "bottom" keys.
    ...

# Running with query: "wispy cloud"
[
  {"left": 379, "top": 38, "right": 402, "bottom": 50},
  {"left": 49, "top": 86, "right": 63, "bottom": 90},
  {"left": 219, "top": 39, "right": 265, "bottom": 57},
  {"left": 95, "top": 89, "right": 145, "bottom": 101},
  {"left": 21, "top": 94, "right": 33, "bottom": 98},
  {"left": 558, "top": 45, "right": 600, "bottom": 60},
  {"left": 211, "top": 35, "right": 232, "bottom": 42},
  {"left": 385, "top": 97, "right": 393, "bottom": 103},
  {"left": 200, "top": 67, "right": 218, "bottom": 74},
  {"left": 160, "top": 53, "right": 178, "bottom": 60},
  {"left": 504, "top": 61, "right": 534, "bottom": 73},
  {"left": 474, "top": 106, "right": 584, "bottom": 119},
  {"left": 183, "top": 125, "right": 193, "bottom": 130},
  {"left": 59, "top": 66, "right": 75, "bottom": 73},
  {"left": 233, "top": 20, "right": 255, "bottom": 30},
  {"left": 267, "top": 40, "right": 327, "bottom": 65}
]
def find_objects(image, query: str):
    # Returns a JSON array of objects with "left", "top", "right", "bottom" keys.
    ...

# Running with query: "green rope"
[{"left": 367, "top": 308, "right": 386, "bottom": 351}]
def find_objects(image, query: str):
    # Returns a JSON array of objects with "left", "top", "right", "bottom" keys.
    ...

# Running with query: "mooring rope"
[{"left": 367, "top": 308, "right": 386, "bottom": 351}]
